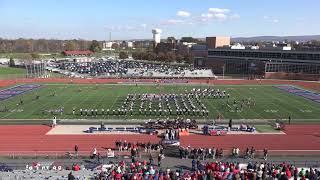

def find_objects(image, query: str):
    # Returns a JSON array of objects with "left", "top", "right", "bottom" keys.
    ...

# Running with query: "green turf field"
[
  {"left": 0, "top": 84, "right": 319, "bottom": 121},
  {"left": 0, "top": 67, "right": 26, "bottom": 79},
  {"left": 0, "top": 67, "right": 25, "bottom": 75}
]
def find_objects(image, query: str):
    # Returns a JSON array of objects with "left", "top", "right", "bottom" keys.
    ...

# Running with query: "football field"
[{"left": 0, "top": 83, "right": 319, "bottom": 121}]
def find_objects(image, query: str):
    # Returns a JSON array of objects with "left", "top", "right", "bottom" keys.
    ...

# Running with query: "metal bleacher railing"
[{"left": 0, "top": 150, "right": 319, "bottom": 171}]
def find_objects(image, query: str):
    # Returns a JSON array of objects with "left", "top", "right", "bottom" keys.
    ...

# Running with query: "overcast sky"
[{"left": 0, "top": 0, "right": 319, "bottom": 40}]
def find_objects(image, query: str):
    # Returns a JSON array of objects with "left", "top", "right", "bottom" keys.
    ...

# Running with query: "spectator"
[
  {"left": 74, "top": 145, "right": 79, "bottom": 158},
  {"left": 149, "top": 153, "right": 154, "bottom": 165},
  {"left": 263, "top": 148, "right": 268, "bottom": 160},
  {"left": 250, "top": 147, "right": 256, "bottom": 159},
  {"left": 68, "top": 172, "right": 75, "bottom": 180},
  {"left": 52, "top": 116, "right": 57, "bottom": 128},
  {"left": 91, "top": 147, "right": 97, "bottom": 159},
  {"left": 73, "top": 164, "right": 80, "bottom": 171}
]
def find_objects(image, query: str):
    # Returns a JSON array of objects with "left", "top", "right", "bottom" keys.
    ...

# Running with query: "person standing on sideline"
[
  {"left": 228, "top": 119, "right": 233, "bottom": 131},
  {"left": 149, "top": 153, "right": 154, "bottom": 165},
  {"left": 74, "top": 145, "right": 79, "bottom": 158},
  {"left": 192, "top": 159, "right": 196, "bottom": 171},
  {"left": 91, "top": 147, "right": 97, "bottom": 159},
  {"left": 263, "top": 148, "right": 268, "bottom": 160},
  {"left": 289, "top": 116, "right": 291, "bottom": 125},
  {"left": 68, "top": 172, "right": 75, "bottom": 180},
  {"left": 52, "top": 116, "right": 57, "bottom": 128},
  {"left": 212, "top": 147, "right": 216, "bottom": 160},
  {"left": 158, "top": 153, "right": 164, "bottom": 167},
  {"left": 250, "top": 146, "right": 255, "bottom": 159}
]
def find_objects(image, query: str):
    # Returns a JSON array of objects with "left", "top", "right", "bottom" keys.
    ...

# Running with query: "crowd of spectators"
[
  {"left": 1, "top": 157, "right": 319, "bottom": 180},
  {"left": 92, "top": 160, "right": 320, "bottom": 180},
  {"left": 178, "top": 146, "right": 268, "bottom": 161},
  {"left": 115, "top": 141, "right": 163, "bottom": 154},
  {"left": 187, "top": 161, "right": 320, "bottom": 180}
]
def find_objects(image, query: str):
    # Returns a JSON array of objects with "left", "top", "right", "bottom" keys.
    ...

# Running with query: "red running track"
[
  {"left": 180, "top": 125, "right": 320, "bottom": 155},
  {"left": 0, "top": 125, "right": 319, "bottom": 156},
  {"left": 0, "top": 78, "right": 319, "bottom": 91},
  {"left": 0, "top": 125, "right": 160, "bottom": 156}
]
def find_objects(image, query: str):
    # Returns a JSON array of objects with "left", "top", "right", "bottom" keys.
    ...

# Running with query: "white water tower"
[{"left": 152, "top": 28, "right": 162, "bottom": 45}]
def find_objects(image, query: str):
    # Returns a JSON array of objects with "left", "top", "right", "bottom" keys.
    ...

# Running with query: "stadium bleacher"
[{"left": 0, "top": 160, "right": 319, "bottom": 180}]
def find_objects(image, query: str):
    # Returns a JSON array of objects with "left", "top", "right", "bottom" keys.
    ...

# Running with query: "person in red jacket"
[
  {"left": 73, "top": 164, "right": 80, "bottom": 171},
  {"left": 116, "top": 173, "right": 122, "bottom": 180}
]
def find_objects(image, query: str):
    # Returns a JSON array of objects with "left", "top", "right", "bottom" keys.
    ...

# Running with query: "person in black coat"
[
  {"left": 68, "top": 172, "right": 75, "bottom": 180},
  {"left": 229, "top": 119, "right": 233, "bottom": 129}
]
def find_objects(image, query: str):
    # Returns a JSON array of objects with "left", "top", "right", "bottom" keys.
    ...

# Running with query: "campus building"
[
  {"left": 206, "top": 49, "right": 320, "bottom": 80},
  {"left": 193, "top": 37, "right": 320, "bottom": 80},
  {"left": 206, "top": 37, "right": 231, "bottom": 49}
]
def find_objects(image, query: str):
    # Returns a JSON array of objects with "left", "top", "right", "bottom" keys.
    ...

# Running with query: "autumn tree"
[
  {"left": 0, "top": 38, "right": 100, "bottom": 53},
  {"left": 65, "top": 41, "right": 76, "bottom": 51},
  {"left": 167, "top": 37, "right": 176, "bottom": 43},
  {"left": 184, "top": 53, "right": 194, "bottom": 64},
  {"left": 111, "top": 43, "right": 119, "bottom": 50},
  {"left": 176, "top": 54, "right": 184, "bottom": 63},
  {"left": 180, "top": 37, "right": 199, "bottom": 43},
  {"left": 132, "top": 52, "right": 141, "bottom": 60},
  {"left": 119, "top": 51, "right": 128, "bottom": 59},
  {"left": 89, "top": 40, "right": 101, "bottom": 52},
  {"left": 9, "top": 57, "right": 15, "bottom": 67},
  {"left": 146, "top": 52, "right": 157, "bottom": 61},
  {"left": 157, "top": 52, "right": 167, "bottom": 62},
  {"left": 166, "top": 52, "right": 176, "bottom": 62},
  {"left": 30, "top": 53, "right": 40, "bottom": 59}
]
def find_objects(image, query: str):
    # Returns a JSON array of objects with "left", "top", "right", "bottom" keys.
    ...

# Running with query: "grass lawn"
[
  {"left": 0, "top": 53, "right": 64, "bottom": 59},
  {"left": 0, "top": 67, "right": 26, "bottom": 79},
  {"left": 0, "top": 67, "right": 26, "bottom": 75},
  {"left": 0, "top": 84, "right": 319, "bottom": 121}
]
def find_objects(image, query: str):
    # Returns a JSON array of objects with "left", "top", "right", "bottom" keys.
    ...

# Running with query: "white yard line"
[
  {"left": 240, "top": 88, "right": 270, "bottom": 119},
  {"left": 109, "top": 92, "right": 121, "bottom": 110},
  {"left": 260, "top": 88, "right": 294, "bottom": 118}
]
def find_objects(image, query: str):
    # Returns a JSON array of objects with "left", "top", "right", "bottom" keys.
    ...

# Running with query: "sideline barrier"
[
  {"left": 84, "top": 126, "right": 157, "bottom": 134},
  {"left": 209, "top": 130, "right": 227, "bottom": 136},
  {"left": 0, "top": 150, "right": 161, "bottom": 159},
  {"left": 202, "top": 125, "right": 256, "bottom": 135},
  {"left": 0, "top": 150, "right": 320, "bottom": 171},
  {"left": 1, "top": 149, "right": 320, "bottom": 158}
]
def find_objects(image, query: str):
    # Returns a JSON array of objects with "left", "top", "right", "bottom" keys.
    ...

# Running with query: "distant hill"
[
  {"left": 114, "top": 35, "right": 320, "bottom": 43},
  {"left": 232, "top": 35, "right": 320, "bottom": 42}
]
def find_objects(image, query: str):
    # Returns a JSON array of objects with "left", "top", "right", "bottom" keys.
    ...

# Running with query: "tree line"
[
  {"left": 127, "top": 51, "right": 194, "bottom": 64},
  {"left": 0, "top": 38, "right": 102, "bottom": 53}
]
